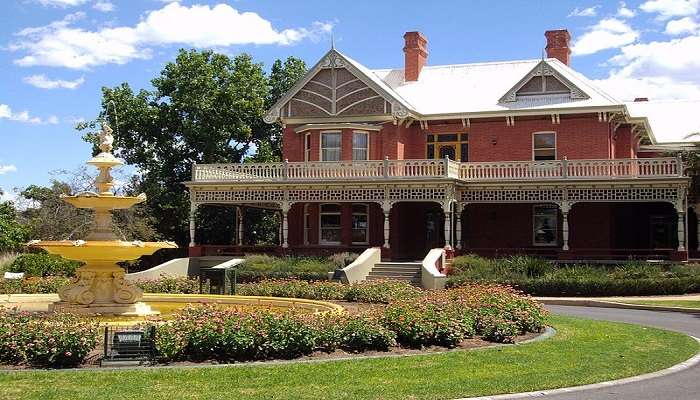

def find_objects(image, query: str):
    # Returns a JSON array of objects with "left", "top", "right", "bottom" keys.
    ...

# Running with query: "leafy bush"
[
  {"left": 135, "top": 276, "right": 207, "bottom": 294},
  {"left": 7, "top": 252, "right": 81, "bottom": 277},
  {"left": 237, "top": 279, "right": 421, "bottom": 304},
  {"left": 0, "top": 276, "right": 71, "bottom": 294},
  {"left": 448, "top": 255, "right": 700, "bottom": 296},
  {"left": 0, "top": 309, "right": 98, "bottom": 368},
  {"left": 328, "top": 252, "right": 360, "bottom": 269},
  {"left": 236, "top": 255, "right": 335, "bottom": 282}
]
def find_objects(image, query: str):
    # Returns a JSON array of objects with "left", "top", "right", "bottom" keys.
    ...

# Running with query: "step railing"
[
  {"left": 421, "top": 248, "right": 447, "bottom": 290},
  {"left": 192, "top": 157, "right": 683, "bottom": 183}
]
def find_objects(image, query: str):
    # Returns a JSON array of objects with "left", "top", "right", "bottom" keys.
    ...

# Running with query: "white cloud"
[
  {"left": 640, "top": 0, "right": 700, "bottom": 20},
  {"left": 0, "top": 164, "right": 17, "bottom": 175},
  {"left": 93, "top": 1, "right": 114, "bottom": 12},
  {"left": 617, "top": 2, "right": 637, "bottom": 18},
  {"left": 0, "top": 103, "right": 55, "bottom": 124},
  {"left": 594, "top": 74, "right": 700, "bottom": 100},
  {"left": 609, "top": 34, "right": 700, "bottom": 81},
  {"left": 568, "top": 6, "right": 600, "bottom": 17},
  {"left": 571, "top": 18, "right": 639, "bottom": 55},
  {"left": 23, "top": 74, "right": 85, "bottom": 89},
  {"left": 665, "top": 17, "right": 700, "bottom": 34},
  {"left": 35, "top": 0, "right": 88, "bottom": 7},
  {"left": 10, "top": 2, "right": 334, "bottom": 69}
]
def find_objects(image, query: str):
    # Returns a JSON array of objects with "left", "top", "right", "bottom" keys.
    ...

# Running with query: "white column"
[
  {"left": 561, "top": 203, "right": 570, "bottom": 251},
  {"left": 455, "top": 204, "right": 463, "bottom": 250},
  {"left": 443, "top": 202, "right": 452, "bottom": 250},
  {"left": 236, "top": 206, "right": 244, "bottom": 246},
  {"left": 677, "top": 210, "right": 686, "bottom": 251},
  {"left": 281, "top": 203, "right": 290, "bottom": 249},
  {"left": 188, "top": 203, "right": 197, "bottom": 247},
  {"left": 382, "top": 202, "right": 391, "bottom": 249}
]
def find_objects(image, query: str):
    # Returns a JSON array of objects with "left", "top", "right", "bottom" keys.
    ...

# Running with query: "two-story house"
[{"left": 185, "top": 29, "right": 699, "bottom": 262}]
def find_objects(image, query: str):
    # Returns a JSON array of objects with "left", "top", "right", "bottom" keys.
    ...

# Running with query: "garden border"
[
  {"left": 455, "top": 336, "right": 700, "bottom": 400},
  {"left": 0, "top": 327, "right": 556, "bottom": 373},
  {"left": 537, "top": 297, "right": 700, "bottom": 314}
]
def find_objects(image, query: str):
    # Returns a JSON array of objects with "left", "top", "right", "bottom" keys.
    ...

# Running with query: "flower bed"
[
  {"left": 0, "top": 309, "right": 98, "bottom": 368},
  {"left": 154, "top": 281, "right": 547, "bottom": 363}
]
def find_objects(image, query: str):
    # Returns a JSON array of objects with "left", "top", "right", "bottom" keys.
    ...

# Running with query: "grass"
[
  {"left": 0, "top": 315, "right": 697, "bottom": 400},
  {"left": 617, "top": 299, "right": 700, "bottom": 309}
]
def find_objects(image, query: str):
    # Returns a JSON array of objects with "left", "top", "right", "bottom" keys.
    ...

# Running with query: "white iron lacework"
[{"left": 461, "top": 189, "right": 564, "bottom": 202}]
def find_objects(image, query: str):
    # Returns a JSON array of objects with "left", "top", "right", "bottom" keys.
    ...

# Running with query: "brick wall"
[{"left": 283, "top": 114, "right": 628, "bottom": 162}]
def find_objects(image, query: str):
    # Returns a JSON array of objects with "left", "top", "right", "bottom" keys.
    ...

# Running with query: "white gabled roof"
[
  {"left": 369, "top": 58, "right": 622, "bottom": 116},
  {"left": 627, "top": 100, "right": 700, "bottom": 145}
]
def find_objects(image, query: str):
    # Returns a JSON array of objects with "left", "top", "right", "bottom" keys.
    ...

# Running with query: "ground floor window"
[
  {"left": 351, "top": 203, "right": 369, "bottom": 244},
  {"left": 533, "top": 205, "right": 558, "bottom": 246},
  {"left": 320, "top": 203, "right": 341, "bottom": 244}
]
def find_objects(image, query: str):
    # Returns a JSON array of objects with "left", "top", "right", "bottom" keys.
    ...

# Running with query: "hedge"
[{"left": 447, "top": 255, "right": 700, "bottom": 296}]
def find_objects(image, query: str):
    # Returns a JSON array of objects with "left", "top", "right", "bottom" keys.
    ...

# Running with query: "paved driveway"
[{"left": 543, "top": 305, "right": 700, "bottom": 400}]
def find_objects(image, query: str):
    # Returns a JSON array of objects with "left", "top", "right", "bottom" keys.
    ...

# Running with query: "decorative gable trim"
[
  {"left": 499, "top": 60, "right": 590, "bottom": 103},
  {"left": 264, "top": 50, "right": 414, "bottom": 124}
]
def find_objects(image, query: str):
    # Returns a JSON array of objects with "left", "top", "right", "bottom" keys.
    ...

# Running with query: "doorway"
[{"left": 392, "top": 202, "right": 444, "bottom": 260}]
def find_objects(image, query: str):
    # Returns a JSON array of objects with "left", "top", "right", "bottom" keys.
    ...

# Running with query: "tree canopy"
[{"left": 79, "top": 49, "right": 307, "bottom": 244}]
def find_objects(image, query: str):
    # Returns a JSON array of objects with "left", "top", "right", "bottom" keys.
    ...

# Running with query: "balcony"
[{"left": 191, "top": 157, "right": 684, "bottom": 183}]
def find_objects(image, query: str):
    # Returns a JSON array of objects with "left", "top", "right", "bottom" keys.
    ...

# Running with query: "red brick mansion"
[{"left": 186, "top": 29, "right": 700, "bottom": 262}]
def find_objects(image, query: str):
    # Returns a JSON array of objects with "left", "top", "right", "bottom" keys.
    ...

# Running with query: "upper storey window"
[
  {"left": 533, "top": 132, "right": 556, "bottom": 161},
  {"left": 321, "top": 132, "right": 341, "bottom": 161},
  {"left": 304, "top": 133, "right": 312, "bottom": 161},
  {"left": 352, "top": 132, "right": 369, "bottom": 160},
  {"left": 516, "top": 75, "right": 570, "bottom": 97},
  {"left": 426, "top": 133, "right": 468, "bottom": 162}
]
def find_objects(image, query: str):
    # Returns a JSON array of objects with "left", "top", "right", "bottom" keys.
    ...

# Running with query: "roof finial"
[
  {"left": 330, "top": 32, "right": 335, "bottom": 50},
  {"left": 541, "top": 48, "right": 546, "bottom": 61}
]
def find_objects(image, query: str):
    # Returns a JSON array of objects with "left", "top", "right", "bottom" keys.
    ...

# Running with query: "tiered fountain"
[{"left": 29, "top": 124, "right": 177, "bottom": 316}]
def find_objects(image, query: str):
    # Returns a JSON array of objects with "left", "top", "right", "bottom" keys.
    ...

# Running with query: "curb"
[
  {"left": 454, "top": 336, "right": 700, "bottom": 400},
  {"left": 538, "top": 298, "right": 700, "bottom": 314}
]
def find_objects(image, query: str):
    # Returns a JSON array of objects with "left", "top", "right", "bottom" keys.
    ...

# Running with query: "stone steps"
[{"left": 366, "top": 262, "right": 423, "bottom": 285}]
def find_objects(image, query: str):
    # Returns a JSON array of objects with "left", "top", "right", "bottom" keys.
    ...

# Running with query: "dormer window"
[{"left": 516, "top": 76, "right": 570, "bottom": 97}]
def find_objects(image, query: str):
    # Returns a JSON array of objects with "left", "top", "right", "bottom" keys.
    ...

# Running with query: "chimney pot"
[
  {"left": 545, "top": 29, "right": 571, "bottom": 66},
  {"left": 634, "top": 97, "right": 649, "bottom": 102},
  {"left": 403, "top": 31, "right": 428, "bottom": 82}
]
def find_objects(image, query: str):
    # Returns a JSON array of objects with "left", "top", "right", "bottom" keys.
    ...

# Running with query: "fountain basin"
[
  {"left": 0, "top": 293, "right": 344, "bottom": 324},
  {"left": 62, "top": 194, "right": 146, "bottom": 210},
  {"left": 30, "top": 240, "right": 177, "bottom": 264}
]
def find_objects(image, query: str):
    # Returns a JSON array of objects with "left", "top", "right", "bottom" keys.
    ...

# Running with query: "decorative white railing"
[{"left": 192, "top": 157, "right": 683, "bottom": 182}]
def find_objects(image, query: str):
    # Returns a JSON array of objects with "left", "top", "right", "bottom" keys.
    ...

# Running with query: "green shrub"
[
  {"left": 237, "top": 255, "right": 335, "bottom": 282},
  {"left": 8, "top": 253, "right": 81, "bottom": 277},
  {"left": 135, "top": 276, "right": 207, "bottom": 294},
  {"left": 344, "top": 280, "right": 422, "bottom": 303},
  {"left": 328, "top": 252, "right": 360, "bottom": 269},
  {"left": 0, "top": 309, "right": 98, "bottom": 368},
  {"left": 0, "top": 276, "right": 71, "bottom": 294},
  {"left": 448, "top": 255, "right": 700, "bottom": 297}
]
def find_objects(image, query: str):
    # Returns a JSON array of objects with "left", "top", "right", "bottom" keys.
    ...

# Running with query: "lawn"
[
  {"left": 0, "top": 315, "right": 697, "bottom": 400},
  {"left": 617, "top": 299, "right": 700, "bottom": 309}
]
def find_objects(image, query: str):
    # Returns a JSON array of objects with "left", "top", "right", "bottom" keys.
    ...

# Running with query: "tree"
[
  {"left": 0, "top": 189, "right": 30, "bottom": 252},
  {"left": 79, "top": 49, "right": 306, "bottom": 245}
]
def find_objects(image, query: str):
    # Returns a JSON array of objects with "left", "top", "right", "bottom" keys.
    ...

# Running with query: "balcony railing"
[{"left": 191, "top": 157, "right": 683, "bottom": 183}]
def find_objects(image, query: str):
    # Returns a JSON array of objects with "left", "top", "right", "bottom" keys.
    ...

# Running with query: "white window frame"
[
  {"left": 319, "top": 203, "right": 342, "bottom": 245},
  {"left": 352, "top": 131, "right": 369, "bottom": 161},
  {"left": 532, "top": 205, "right": 558, "bottom": 246},
  {"left": 351, "top": 203, "right": 369, "bottom": 244},
  {"left": 532, "top": 131, "right": 557, "bottom": 161},
  {"left": 320, "top": 131, "right": 342, "bottom": 162},
  {"left": 304, "top": 133, "right": 312, "bottom": 162}
]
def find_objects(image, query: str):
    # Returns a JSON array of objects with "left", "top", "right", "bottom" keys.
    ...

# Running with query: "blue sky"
[{"left": 1, "top": 0, "right": 700, "bottom": 201}]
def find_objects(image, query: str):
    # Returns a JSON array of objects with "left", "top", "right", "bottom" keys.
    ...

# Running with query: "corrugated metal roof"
[{"left": 627, "top": 100, "right": 700, "bottom": 144}]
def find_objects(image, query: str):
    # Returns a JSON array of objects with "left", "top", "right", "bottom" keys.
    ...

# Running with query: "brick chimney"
[
  {"left": 545, "top": 29, "right": 571, "bottom": 66},
  {"left": 403, "top": 31, "right": 428, "bottom": 82}
]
